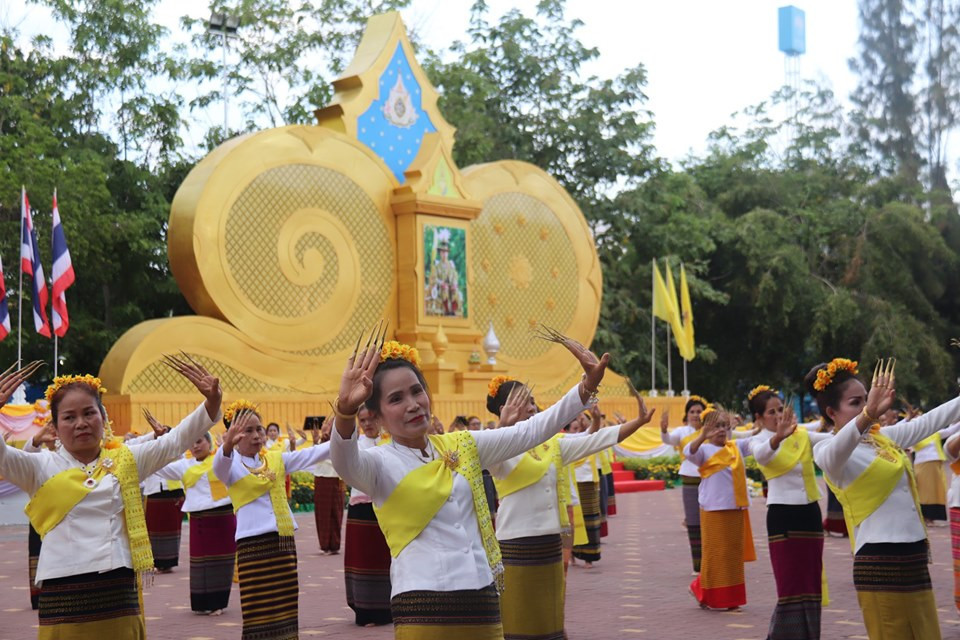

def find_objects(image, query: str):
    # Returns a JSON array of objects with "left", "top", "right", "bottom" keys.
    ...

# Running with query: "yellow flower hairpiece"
[
  {"left": 488, "top": 375, "right": 515, "bottom": 398},
  {"left": 223, "top": 399, "right": 259, "bottom": 423},
  {"left": 700, "top": 403, "right": 717, "bottom": 420},
  {"left": 687, "top": 394, "right": 708, "bottom": 406},
  {"left": 747, "top": 385, "right": 778, "bottom": 401},
  {"left": 381, "top": 340, "right": 421, "bottom": 368},
  {"left": 813, "top": 358, "right": 859, "bottom": 392},
  {"left": 45, "top": 374, "right": 106, "bottom": 404}
]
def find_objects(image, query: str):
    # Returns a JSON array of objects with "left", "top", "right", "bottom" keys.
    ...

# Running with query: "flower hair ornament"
[
  {"left": 687, "top": 394, "right": 708, "bottom": 406},
  {"left": 747, "top": 385, "right": 778, "bottom": 401},
  {"left": 45, "top": 374, "right": 106, "bottom": 404},
  {"left": 381, "top": 340, "right": 421, "bottom": 368},
  {"left": 699, "top": 403, "right": 716, "bottom": 420},
  {"left": 488, "top": 375, "right": 515, "bottom": 398},
  {"left": 224, "top": 399, "right": 259, "bottom": 424},
  {"left": 813, "top": 358, "right": 859, "bottom": 392}
]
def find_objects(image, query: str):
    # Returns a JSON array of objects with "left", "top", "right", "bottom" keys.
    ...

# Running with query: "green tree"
[{"left": 850, "top": 0, "right": 922, "bottom": 184}]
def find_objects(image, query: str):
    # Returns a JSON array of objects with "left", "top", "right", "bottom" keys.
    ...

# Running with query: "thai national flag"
[
  {"left": 21, "top": 187, "right": 51, "bottom": 338},
  {"left": 0, "top": 253, "right": 10, "bottom": 341},
  {"left": 51, "top": 190, "right": 74, "bottom": 338}
]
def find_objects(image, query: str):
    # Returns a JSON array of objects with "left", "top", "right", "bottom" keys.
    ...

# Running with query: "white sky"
[{"left": 4, "top": 0, "right": 860, "bottom": 163}]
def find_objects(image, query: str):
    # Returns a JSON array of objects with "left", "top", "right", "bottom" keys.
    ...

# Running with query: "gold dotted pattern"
[
  {"left": 128, "top": 354, "right": 293, "bottom": 395},
  {"left": 224, "top": 164, "right": 393, "bottom": 354},
  {"left": 471, "top": 192, "right": 578, "bottom": 360}
]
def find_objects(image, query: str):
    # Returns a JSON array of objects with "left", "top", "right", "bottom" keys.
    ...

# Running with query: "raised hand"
[
  {"left": 770, "top": 406, "right": 797, "bottom": 449},
  {"left": 222, "top": 408, "right": 257, "bottom": 456},
  {"left": 142, "top": 408, "right": 171, "bottom": 439},
  {"left": 337, "top": 321, "right": 388, "bottom": 418},
  {"left": 660, "top": 409, "right": 670, "bottom": 433},
  {"left": 864, "top": 358, "right": 897, "bottom": 425},
  {"left": 163, "top": 352, "right": 222, "bottom": 420},
  {"left": 533, "top": 325, "right": 609, "bottom": 401},
  {"left": 588, "top": 405, "right": 602, "bottom": 433},
  {"left": 0, "top": 361, "right": 44, "bottom": 408},
  {"left": 498, "top": 383, "right": 531, "bottom": 428},
  {"left": 32, "top": 422, "right": 58, "bottom": 449}
]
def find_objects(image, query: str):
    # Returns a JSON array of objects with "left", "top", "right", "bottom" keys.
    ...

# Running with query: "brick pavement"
[{"left": 1, "top": 489, "right": 958, "bottom": 639}]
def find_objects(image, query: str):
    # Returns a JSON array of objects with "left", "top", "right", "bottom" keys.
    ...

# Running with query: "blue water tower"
[{"left": 779, "top": 6, "right": 806, "bottom": 56}]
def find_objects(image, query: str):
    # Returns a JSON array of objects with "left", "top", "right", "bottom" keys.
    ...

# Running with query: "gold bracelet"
[
  {"left": 860, "top": 407, "right": 878, "bottom": 423},
  {"left": 331, "top": 396, "right": 358, "bottom": 420}
]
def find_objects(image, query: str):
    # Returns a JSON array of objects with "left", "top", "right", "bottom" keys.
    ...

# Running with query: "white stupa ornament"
[{"left": 483, "top": 321, "right": 500, "bottom": 365}]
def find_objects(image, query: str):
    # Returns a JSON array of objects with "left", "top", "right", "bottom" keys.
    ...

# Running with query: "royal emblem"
[
  {"left": 382, "top": 75, "right": 419, "bottom": 128},
  {"left": 443, "top": 450, "right": 460, "bottom": 470}
]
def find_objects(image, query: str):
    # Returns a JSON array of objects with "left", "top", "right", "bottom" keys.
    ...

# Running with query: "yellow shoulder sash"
[
  {"left": 679, "top": 428, "right": 700, "bottom": 461},
  {"left": 24, "top": 446, "right": 153, "bottom": 573},
  {"left": 183, "top": 457, "right": 228, "bottom": 502},
  {"left": 915, "top": 433, "right": 945, "bottom": 460},
  {"left": 824, "top": 433, "right": 921, "bottom": 551},
  {"left": 494, "top": 435, "right": 570, "bottom": 530},
  {"left": 227, "top": 451, "right": 293, "bottom": 537},
  {"left": 375, "top": 431, "right": 503, "bottom": 588},
  {"left": 699, "top": 441, "right": 748, "bottom": 507},
  {"left": 757, "top": 428, "right": 820, "bottom": 501}
]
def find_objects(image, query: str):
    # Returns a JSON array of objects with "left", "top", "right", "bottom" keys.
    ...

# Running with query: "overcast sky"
[{"left": 4, "top": 0, "right": 861, "bottom": 162}]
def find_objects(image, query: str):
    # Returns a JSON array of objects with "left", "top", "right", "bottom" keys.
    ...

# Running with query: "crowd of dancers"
[{"left": 1, "top": 331, "right": 959, "bottom": 640}]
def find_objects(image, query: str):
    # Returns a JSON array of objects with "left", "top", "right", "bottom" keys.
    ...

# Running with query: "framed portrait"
[{"left": 417, "top": 216, "right": 472, "bottom": 328}]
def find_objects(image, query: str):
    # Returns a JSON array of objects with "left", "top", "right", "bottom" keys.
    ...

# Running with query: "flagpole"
[
  {"left": 52, "top": 188, "right": 57, "bottom": 378},
  {"left": 666, "top": 323, "right": 674, "bottom": 397},
  {"left": 17, "top": 186, "right": 24, "bottom": 370},
  {"left": 682, "top": 359, "right": 689, "bottom": 396},
  {"left": 650, "top": 260, "right": 657, "bottom": 397},
  {"left": 54, "top": 335, "right": 58, "bottom": 377}
]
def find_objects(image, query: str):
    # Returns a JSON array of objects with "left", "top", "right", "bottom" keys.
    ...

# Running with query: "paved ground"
[{"left": 1, "top": 489, "right": 959, "bottom": 639}]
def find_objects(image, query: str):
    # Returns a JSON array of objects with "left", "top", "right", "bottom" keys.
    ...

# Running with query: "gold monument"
[{"left": 98, "top": 12, "right": 683, "bottom": 443}]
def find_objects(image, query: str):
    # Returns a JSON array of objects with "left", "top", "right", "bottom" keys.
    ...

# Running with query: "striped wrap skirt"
[
  {"left": 189, "top": 504, "right": 237, "bottom": 613},
  {"left": 37, "top": 567, "right": 145, "bottom": 639},
  {"left": 391, "top": 584, "right": 503, "bottom": 639},
  {"left": 572, "top": 481, "right": 601, "bottom": 562},
  {"left": 766, "top": 502, "right": 824, "bottom": 640},
  {"left": 499, "top": 534, "right": 564, "bottom": 640},
  {"left": 853, "top": 540, "right": 940, "bottom": 640},
  {"left": 145, "top": 488, "right": 185, "bottom": 570},
  {"left": 344, "top": 502, "right": 393, "bottom": 626},
  {"left": 689, "top": 508, "right": 756, "bottom": 609},
  {"left": 237, "top": 532, "right": 299, "bottom": 640},
  {"left": 681, "top": 475, "right": 702, "bottom": 572}
]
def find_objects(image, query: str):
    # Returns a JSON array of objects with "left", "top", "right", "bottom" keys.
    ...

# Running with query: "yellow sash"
[
  {"left": 226, "top": 450, "right": 293, "bottom": 538},
  {"left": 915, "top": 433, "right": 945, "bottom": 461},
  {"left": 699, "top": 441, "right": 748, "bottom": 507},
  {"left": 824, "top": 432, "right": 924, "bottom": 552},
  {"left": 756, "top": 428, "right": 821, "bottom": 502},
  {"left": 679, "top": 428, "right": 700, "bottom": 461},
  {"left": 599, "top": 449, "right": 613, "bottom": 475},
  {"left": 182, "top": 457, "right": 228, "bottom": 502},
  {"left": 24, "top": 446, "right": 153, "bottom": 573},
  {"left": 494, "top": 435, "right": 571, "bottom": 530},
  {"left": 374, "top": 431, "right": 502, "bottom": 588}
]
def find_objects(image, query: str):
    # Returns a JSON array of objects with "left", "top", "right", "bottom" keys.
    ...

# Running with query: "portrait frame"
[{"left": 417, "top": 215, "right": 472, "bottom": 328}]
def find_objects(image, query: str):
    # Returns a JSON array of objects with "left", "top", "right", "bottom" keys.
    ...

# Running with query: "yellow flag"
[
  {"left": 662, "top": 260, "right": 688, "bottom": 356},
  {"left": 680, "top": 263, "right": 696, "bottom": 361},
  {"left": 652, "top": 260, "right": 674, "bottom": 323}
]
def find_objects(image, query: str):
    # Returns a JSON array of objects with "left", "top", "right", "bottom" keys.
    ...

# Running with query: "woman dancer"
[
  {"left": 572, "top": 407, "right": 604, "bottom": 564},
  {"left": 811, "top": 357, "right": 960, "bottom": 639},
  {"left": 685, "top": 405, "right": 757, "bottom": 610},
  {"left": 660, "top": 396, "right": 710, "bottom": 573},
  {"left": 0, "top": 357, "right": 222, "bottom": 639},
  {"left": 489, "top": 378, "right": 655, "bottom": 640},
  {"left": 154, "top": 430, "right": 236, "bottom": 615},
  {"left": 213, "top": 400, "right": 332, "bottom": 640},
  {"left": 945, "top": 431, "right": 960, "bottom": 612},
  {"left": 312, "top": 419, "right": 344, "bottom": 554},
  {"left": 749, "top": 385, "right": 833, "bottom": 639},
  {"left": 913, "top": 417, "right": 960, "bottom": 526},
  {"left": 331, "top": 327, "right": 609, "bottom": 639},
  {"left": 343, "top": 406, "right": 393, "bottom": 626}
]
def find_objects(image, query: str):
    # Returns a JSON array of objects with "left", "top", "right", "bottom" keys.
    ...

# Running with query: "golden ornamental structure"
[{"left": 98, "top": 12, "right": 684, "bottom": 435}]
